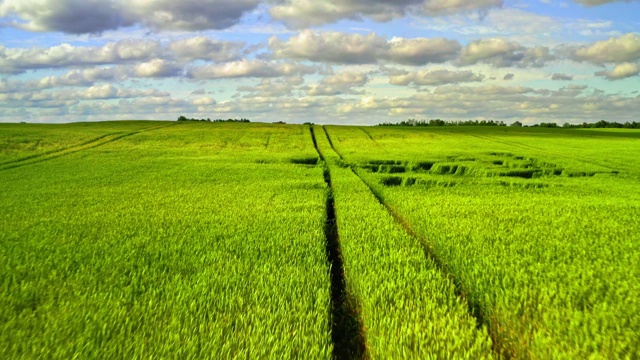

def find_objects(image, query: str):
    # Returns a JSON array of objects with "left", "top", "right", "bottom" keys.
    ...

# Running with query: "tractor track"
[
  {"left": 0, "top": 123, "right": 176, "bottom": 172},
  {"left": 320, "top": 125, "right": 507, "bottom": 359},
  {"left": 309, "top": 126, "right": 368, "bottom": 360}
]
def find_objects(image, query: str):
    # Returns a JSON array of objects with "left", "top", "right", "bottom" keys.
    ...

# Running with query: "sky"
[{"left": 0, "top": 0, "right": 639, "bottom": 125}]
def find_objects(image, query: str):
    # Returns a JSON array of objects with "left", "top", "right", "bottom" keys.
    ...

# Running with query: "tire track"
[
  {"left": 264, "top": 134, "right": 272, "bottom": 149},
  {"left": 320, "top": 125, "right": 505, "bottom": 359},
  {"left": 359, "top": 127, "right": 388, "bottom": 154},
  {"left": 0, "top": 123, "right": 176, "bottom": 172},
  {"left": 359, "top": 127, "right": 375, "bottom": 142},
  {"left": 0, "top": 133, "right": 116, "bottom": 167},
  {"left": 310, "top": 126, "right": 368, "bottom": 360},
  {"left": 470, "top": 132, "right": 619, "bottom": 171}
]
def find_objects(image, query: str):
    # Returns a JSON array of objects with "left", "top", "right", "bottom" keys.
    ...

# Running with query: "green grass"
[
  {"left": 1, "top": 121, "right": 331, "bottom": 358},
  {"left": 314, "top": 126, "right": 494, "bottom": 358},
  {"left": 1, "top": 121, "right": 639, "bottom": 358},
  {"left": 0, "top": 121, "right": 163, "bottom": 165},
  {"left": 327, "top": 125, "right": 640, "bottom": 358}
]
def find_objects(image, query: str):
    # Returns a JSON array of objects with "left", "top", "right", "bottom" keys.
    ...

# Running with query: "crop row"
[
  {"left": 1, "top": 123, "right": 333, "bottom": 358},
  {"left": 328, "top": 125, "right": 640, "bottom": 358},
  {"left": 313, "top": 125, "right": 494, "bottom": 358}
]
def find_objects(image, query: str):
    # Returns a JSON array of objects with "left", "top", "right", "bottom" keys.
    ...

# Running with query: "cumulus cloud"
[
  {"left": 457, "top": 38, "right": 554, "bottom": 67},
  {"left": 320, "top": 71, "right": 368, "bottom": 87},
  {"left": 306, "top": 71, "right": 369, "bottom": 96},
  {"left": 0, "top": 37, "right": 247, "bottom": 75},
  {"left": 433, "top": 84, "right": 534, "bottom": 95},
  {"left": 387, "top": 37, "right": 462, "bottom": 65},
  {"left": 551, "top": 73, "right": 574, "bottom": 81},
  {"left": 422, "top": 0, "right": 503, "bottom": 15},
  {"left": 0, "top": 71, "right": 97, "bottom": 93},
  {"left": 84, "top": 84, "right": 118, "bottom": 99},
  {"left": 60, "top": 96, "right": 193, "bottom": 120},
  {"left": 5, "top": 80, "right": 640, "bottom": 125},
  {"left": 0, "top": 40, "right": 160, "bottom": 74},
  {"left": 270, "top": 0, "right": 420, "bottom": 27},
  {"left": 332, "top": 82, "right": 640, "bottom": 125},
  {"left": 134, "top": 59, "right": 182, "bottom": 78},
  {"left": 76, "top": 86, "right": 170, "bottom": 100},
  {"left": 0, "top": 0, "right": 260, "bottom": 34},
  {"left": 270, "top": 0, "right": 502, "bottom": 28},
  {"left": 503, "top": 73, "right": 514, "bottom": 80},
  {"left": 595, "top": 62, "right": 640, "bottom": 80},
  {"left": 0, "top": 62, "right": 182, "bottom": 94},
  {"left": 269, "top": 30, "right": 460, "bottom": 65},
  {"left": 187, "top": 60, "right": 318, "bottom": 79},
  {"left": 192, "top": 96, "right": 217, "bottom": 106},
  {"left": 0, "top": 85, "right": 169, "bottom": 111},
  {"left": 269, "top": 31, "right": 388, "bottom": 64},
  {"left": 570, "top": 33, "right": 640, "bottom": 64},
  {"left": 383, "top": 67, "right": 484, "bottom": 86},
  {"left": 237, "top": 79, "right": 299, "bottom": 98},
  {"left": 167, "top": 36, "right": 245, "bottom": 62}
]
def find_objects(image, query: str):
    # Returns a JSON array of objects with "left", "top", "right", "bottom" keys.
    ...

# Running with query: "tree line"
[
  {"left": 378, "top": 119, "right": 640, "bottom": 129},
  {"left": 177, "top": 116, "right": 250, "bottom": 123},
  {"left": 531, "top": 120, "right": 640, "bottom": 129},
  {"left": 378, "top": 119, "right": 507, "bottom": 127}
]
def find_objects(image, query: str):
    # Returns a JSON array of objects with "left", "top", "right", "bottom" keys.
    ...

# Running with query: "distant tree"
[
  {"left": 378, "top": 118, "right": 640, "bottom": 129},
  {"left": 178, "top": 116, "right": 250, "bottom": 123}
]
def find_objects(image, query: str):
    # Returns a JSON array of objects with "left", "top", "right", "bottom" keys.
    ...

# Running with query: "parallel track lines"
[
  {"left": 0, "top": 123, "right": 176, "bottom": 172},
  {"left": 320, "top": 125, "right": 505, "bottom": 359}
]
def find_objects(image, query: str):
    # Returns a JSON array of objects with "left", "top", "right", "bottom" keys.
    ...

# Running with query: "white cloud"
[
  {"left": 551, "top": 73, "right": 574, "bottom": 80},
  {"left": 192, "top": 97, "right": 217, "bottom": 106},
  {"left": 383, "top": 67, "right": 485, "bottom": 85},
  {"left": 270, "top": 0, "right": 502, "bottom": 28},
  {"left": 237, "top": 79, "right": 298, "bottom": 97},
  {"left": 0, "top": 37, "right": 248, "bottom": 75},
  {"left": 134, "top": 59, "right": 182, "bottom": 78},
  {"left": 269, "top": 31, "right": 388, "bottom": 64},
  {"left": 0, "top": 40, "right": 161, "bottom": 74},
  {"left": 84, "top": 84, "right": 118, "bottom": 99},
  {"left": 571, "top": 33, "right": 640, "bottom": 64},
  {"left": 387, "top": 37, "right": 462, "bottom": 65},
  {"left": 0, "top": 85, "right": 170, "bottom": 111},
  {"left": 0, "top": 72, "right": 96, "bottom": 93},
  {"left": 457, "top": 38, "right": 554, "bottom": 67},
  {"left": 306, "top": 71, "right": 369, "bottom": 96},
  {"left": 4, "top": 80, "right": 640, "bottom": 125},
  {"left": 167, "top": 37, "right": 245, "bottom": 62},
  {"left": 269, "top": 30, "right": 461, "bottom": 65},
  {"left": 270, "top": 0, "right": 419, "bottom": 28},
  {"left": 595, "top": 62, "right": 640, "bottom": 80},
  {"left": 187, "top": 59, "right": 318, "bottom": 79},
  {"left": 320, "top": 71, "right": 368, "bottom": 87},
  {"left": 422, "top": 0, "right": 503, "bottom": 15}
]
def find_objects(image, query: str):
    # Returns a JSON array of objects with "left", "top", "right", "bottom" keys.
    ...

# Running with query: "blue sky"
[{"left": 1, "top": 0, "right": 639, "bottom": 124}]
